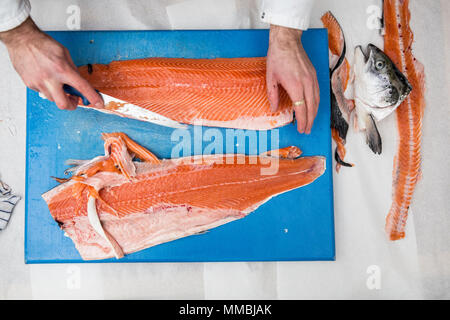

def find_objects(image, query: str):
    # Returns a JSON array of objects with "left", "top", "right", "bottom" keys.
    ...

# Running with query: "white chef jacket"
[
  {"left": 0, "top": 0, "right": 30, "bottom": 32},
  {"left": 0, "top": 0, "right": 315, "bottom": 32},
  {"left": 261, "top": 0, "right": 315, "bottom": 30}
]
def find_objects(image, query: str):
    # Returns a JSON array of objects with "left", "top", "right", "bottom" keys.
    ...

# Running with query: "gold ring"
[{"left": 293, "top": 100, "right": 305, "bottom": 107}]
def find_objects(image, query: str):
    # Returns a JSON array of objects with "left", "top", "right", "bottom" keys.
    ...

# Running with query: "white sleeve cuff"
[
  {"left": 261, "top": 11, "right": 311, "bottom": 30},
  {"left": 260, "top": 0, "right": 314, "bottom": 30},
  {"left": 0, "top": 0, "right": 31, "bottom": 32}
]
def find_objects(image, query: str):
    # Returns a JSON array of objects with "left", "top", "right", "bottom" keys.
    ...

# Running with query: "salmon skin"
[
  {"left": 383, "top": 0, "right": 425, "bottom": 240},
  {"left": 78, "top": 57, "right": 293, "bottom": 130},
  {"left": 42, "top": 133, "right": 326, "bottom": 260},
  {"left": 321, "top": 11, "right": 355, "bottom": 172}
]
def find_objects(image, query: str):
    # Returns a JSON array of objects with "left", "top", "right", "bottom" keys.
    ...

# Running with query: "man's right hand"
[{"left": 0, "top": 18, "right": 103, "bottom": 110}]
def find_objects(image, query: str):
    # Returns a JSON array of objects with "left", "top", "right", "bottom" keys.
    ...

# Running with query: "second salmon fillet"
[
  {"left": 78, "top": 57, "right": 293, "bottom": 130},
  {"left": 42, "top": 133, "right": 325, "bottom": 260}
]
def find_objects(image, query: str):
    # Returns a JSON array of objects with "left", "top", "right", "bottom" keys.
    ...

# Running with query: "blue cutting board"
[{"left": 25, "top": 29, "right": 334, "bottom": 263}]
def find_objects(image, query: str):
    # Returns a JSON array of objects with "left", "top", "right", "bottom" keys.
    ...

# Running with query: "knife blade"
[{"left": 63, "top": 85, "right": 187, "bottom": 129}]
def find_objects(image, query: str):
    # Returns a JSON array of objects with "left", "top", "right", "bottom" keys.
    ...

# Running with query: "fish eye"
[{"left": 375, "top": 60, "right": 385, "bottom": 70}]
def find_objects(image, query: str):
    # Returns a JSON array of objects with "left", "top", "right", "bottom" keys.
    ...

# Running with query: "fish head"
[{"left": 354, "top": 44, "right": 412, "bottom": 121}]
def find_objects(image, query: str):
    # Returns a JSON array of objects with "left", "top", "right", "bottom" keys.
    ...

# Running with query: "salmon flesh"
[
  {"left": 78, "top": 57, "right": 293, "bottom": 130},
  {"left": 383, "top": 0, "right": 426, "bottom": 240},
  {"left": 42, "top": 133, "right": 326, "bottom": 260}
]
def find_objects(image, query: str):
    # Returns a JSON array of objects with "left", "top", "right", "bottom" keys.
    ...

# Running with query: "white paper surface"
[{"left": 0, "top": 0, "right": 448, "bottom": 299}]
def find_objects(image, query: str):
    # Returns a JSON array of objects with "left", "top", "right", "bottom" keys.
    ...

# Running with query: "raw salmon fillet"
[
  {"left": 42, "top": 133, "right": 326, "bottom": 260},
  {"left": 384, "top": 0, "right": 426, "bottom": 240},
  {"left": 78, "top": 57, "right": 293, "bottom": 130}
]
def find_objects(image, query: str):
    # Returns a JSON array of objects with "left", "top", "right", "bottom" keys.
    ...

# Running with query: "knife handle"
[{"left": 63, "top": 84, "right": 98, "bottom": 106}]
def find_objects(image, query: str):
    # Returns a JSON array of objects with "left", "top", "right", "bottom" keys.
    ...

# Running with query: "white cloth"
[
  {"left": 0, "top": 180, "right": 20, "bottom": 230},
  {"left": 261, "top": 0, "right": 315, "bottom": 30},
  {"left": 0, "top": 0, "right": 31, "bottom": 32},
  {"left": 0, "top": 0, "right": 447, "bottom": 300},
  {"left": 0, "top": 1, "right": 315, "bottom": 32}
]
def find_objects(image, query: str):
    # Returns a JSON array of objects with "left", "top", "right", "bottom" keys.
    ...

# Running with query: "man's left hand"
[{"left": 266, "top": 25, "right": 320, "bottom": 134}]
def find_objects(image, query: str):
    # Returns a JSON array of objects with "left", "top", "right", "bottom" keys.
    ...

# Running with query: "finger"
[
  {"left": 313, "top": 76, "right": 320, "bottom": 117},
  {"left": 64, "top": 48, "right": 77, "bottom": 70},
  {"left": 28, "top": 85, "right": 39, "bottom": 92},
  {"left": 315, "top": 77, "right": 320, "bottom": 106},
  {"left": 46, "top": 81, "right": 77, "bottom": 110},
  {"left": 67, "top": 94, "right": 79, "bottom": 108},
  {"left": 65, "top": 70, "right": 104, "bottom": 108},
  {"left": 310, "top": 77, "right": 320, "bottom": 126},
  {"left": 266, "top": 74, "right": 280, "bottom": 112},
  {"left": 282, "top": 81, "right": 307, "bottom": 134},
  {"left": 38, "top": 86, "right": 53, "bottom": 102},
  {"left": 304, "top": 82, "right": 316, "bottom": 134},
  {"left": 294, "top": 100, "right": 307, "bottom": 134}
]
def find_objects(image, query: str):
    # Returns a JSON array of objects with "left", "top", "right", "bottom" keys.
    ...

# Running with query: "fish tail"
[
  {"left": 335, "top": 149, "right": 353, "bottom": 168},
  {"left": 331, "top": 128, "right": 353, "bottom": 172}
]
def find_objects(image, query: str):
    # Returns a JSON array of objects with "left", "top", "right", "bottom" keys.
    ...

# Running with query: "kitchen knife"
[{"left": 63, "top": 84, "right": 187, "bottom": 129}]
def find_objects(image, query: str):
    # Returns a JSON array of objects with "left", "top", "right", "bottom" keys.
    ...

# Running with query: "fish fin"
[
  {"left": 260, "top": 146, "right": 302, "bottom": 159},
  {"left": 331, "top": 93, "right": 349, "bottom": 140},
  {"left": 102, "top": 132, "right": 161, "bottom": 164},
  {"left": 334, "top": 149, "right": 354, "bottom": 169},
  {"left": 51, "top": 176, "right": 70, "bottom": 184},
  {"left": 364, "top": 114, "right": 382, "bottom": 154},
  {"left": 103, "top": 135, "right": 136, "bottom": 179}
]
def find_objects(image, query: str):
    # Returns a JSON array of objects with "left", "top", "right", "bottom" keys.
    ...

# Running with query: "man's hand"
[
  {"left": 266, "top": 25, "right": 320, "bottom": 134},
  {"left": 0, "top": 18, "right": 103, "bottom": 110}
]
